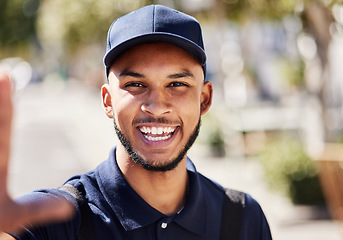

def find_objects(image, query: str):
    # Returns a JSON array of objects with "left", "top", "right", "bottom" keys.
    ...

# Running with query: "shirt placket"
[{"left": 156, "top": 216, "right": 174, "bottom": 240}]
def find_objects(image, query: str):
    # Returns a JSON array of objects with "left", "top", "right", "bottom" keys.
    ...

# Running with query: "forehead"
[{"left": 109, "top": 43, "right": 203, "bottom": 74}]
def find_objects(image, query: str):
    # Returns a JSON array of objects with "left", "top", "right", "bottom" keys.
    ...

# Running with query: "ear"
[
  {"left": 101, "top": 84, "right": 114, "bottom": 119},
  {"left": 200, "top": 81, "right": 213, "bottom": 116}
]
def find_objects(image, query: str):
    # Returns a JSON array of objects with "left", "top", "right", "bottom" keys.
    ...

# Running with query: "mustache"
[{"left": 133, "top": 116, "right": 180, "bottom": 125}]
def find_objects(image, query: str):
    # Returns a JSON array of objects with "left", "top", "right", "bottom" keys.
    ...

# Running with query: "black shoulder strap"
[
  {"left": 59, "top": 184, "right": 97, "bottom": 240},
  {"left": 220, "top": 188, "right": 246, "bottom": 240}
]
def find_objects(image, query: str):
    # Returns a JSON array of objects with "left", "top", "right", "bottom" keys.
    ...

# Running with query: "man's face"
[{"left": 102, "top": 43, "right": 212, "bottom": 172}]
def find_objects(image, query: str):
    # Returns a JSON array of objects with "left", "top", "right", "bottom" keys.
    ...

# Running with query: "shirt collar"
[
  {"left": 96, "top": 147, "right": 208, "bottom": 235},
  {"left": 173, "top": 169, "right": 208, "bottom": 235}
]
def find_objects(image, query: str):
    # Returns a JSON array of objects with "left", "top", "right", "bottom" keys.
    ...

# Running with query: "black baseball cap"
[{"left": 104, "top": 5, "right": 207, "bottom": 78}]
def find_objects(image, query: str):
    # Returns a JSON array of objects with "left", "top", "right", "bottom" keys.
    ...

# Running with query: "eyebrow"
[
  {"left": 168, "top": 70, "right": 194, "bottom": 79},
  {"left": 119, "top": 69, "right": 145, "bottom": 78},
  {"left": 118, "top": 69, "right": 195, "bottom": 79}
]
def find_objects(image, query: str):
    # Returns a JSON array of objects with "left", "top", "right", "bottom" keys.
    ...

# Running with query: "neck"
[{"left": 116, "top": 147, "right": 188, "bottom": 216}]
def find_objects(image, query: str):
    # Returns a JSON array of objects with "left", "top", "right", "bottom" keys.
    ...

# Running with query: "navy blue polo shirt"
[{"left": 12, "top": 148, "right": 272, "bottom": 240}]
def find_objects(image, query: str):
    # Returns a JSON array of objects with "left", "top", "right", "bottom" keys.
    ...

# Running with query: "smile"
[{"left": 139, "top": 126, "right": 176, "bottom": 142}]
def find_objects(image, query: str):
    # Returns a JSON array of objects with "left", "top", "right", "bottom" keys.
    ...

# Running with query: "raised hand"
[{"left": 0, "top": 71, "right": 75, "bottom": 234}]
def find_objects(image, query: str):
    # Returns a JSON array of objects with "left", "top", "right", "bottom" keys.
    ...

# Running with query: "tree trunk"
[{"left": 301, "top": 2, "right": 334, "bottom": 142}]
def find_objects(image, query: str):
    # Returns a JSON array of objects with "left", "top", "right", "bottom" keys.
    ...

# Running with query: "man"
[{"left": 0, "top": 5, "right": 272, "bottom": 240}]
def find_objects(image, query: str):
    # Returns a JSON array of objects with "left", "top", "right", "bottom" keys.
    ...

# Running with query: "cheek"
[
  {"left": 185, "top": 89, "right": 202, "bottom": 110},
  {"left": 178, "top": 94, "right": 201, "bottom": 126},
  {"left": 111, "top": 94, "right": 138, "bottom": 127}
]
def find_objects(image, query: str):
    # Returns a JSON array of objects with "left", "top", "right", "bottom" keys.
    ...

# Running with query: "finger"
[
  {"left": 0, "top": 71, "right": 12, "bottom": 194},
  {"left": 0, "top": 232, "right": 15, "bottom": 240},
  {"left": 0, "top": 71, "right": 12, "bottom": 123}
]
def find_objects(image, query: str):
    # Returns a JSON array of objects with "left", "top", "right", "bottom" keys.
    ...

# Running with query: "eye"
[
  {"left": 168, "top": 82, "right": 188, "bottom": 87},
  {"left": 124, "top": 82, "right": 145, "bottom": 88},
  {"left": 122, "top": 81, "right": 147, "bottom": 95}
]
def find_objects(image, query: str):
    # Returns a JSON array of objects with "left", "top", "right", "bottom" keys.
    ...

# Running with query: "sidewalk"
[{"left": 8, "top": 80, "right": 342, "bottom": 240}]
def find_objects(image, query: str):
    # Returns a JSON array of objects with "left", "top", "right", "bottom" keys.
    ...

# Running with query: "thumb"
[
  {"left": 1, "top": 195, "right": 75, "bottom": 232},
  {"left": 20, "top": 195, "right": 76, "bottom": 226}
]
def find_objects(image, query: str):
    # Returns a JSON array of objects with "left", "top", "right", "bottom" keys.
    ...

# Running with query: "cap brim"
[{"left": 104, "top": 33, "right": 206, "bottom": 69}]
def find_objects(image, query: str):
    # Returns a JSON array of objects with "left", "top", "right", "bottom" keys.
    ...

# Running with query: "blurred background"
[{"left": 1, "top": 0, "right": 343, "bottom": 239}]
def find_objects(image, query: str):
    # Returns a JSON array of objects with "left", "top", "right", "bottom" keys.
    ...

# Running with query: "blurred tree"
[
  {"left": 34, "top": 0, "right": 155, "bottom": 83},
  {"left": 0, "top": 0, "right": 155, "bottom": 58},
  {"left": 208, "top": 0, "right": 342, "bottom": 143},
  {"left": 300, "top": 1, "right": 334, "bottom": 142},
  {"left": 0, "top": 0, "right": 40, "bottom": 55},
  {"left": 216, "top": 0, "right": 296, "bottom": 20},
  {"left": 37, "top": 0, "right": 154, "bottom": 53}
]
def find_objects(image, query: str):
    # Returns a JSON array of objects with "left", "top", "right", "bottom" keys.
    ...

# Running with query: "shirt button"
[{"left": 161, "top": 222, "right": 168, "bottom": 229}]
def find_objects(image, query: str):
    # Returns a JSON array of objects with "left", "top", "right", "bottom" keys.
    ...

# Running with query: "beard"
[{"left": 113, "top": 117, "right": 201, "bottom": 172}]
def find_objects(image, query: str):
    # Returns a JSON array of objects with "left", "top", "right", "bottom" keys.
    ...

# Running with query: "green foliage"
[
  {"left": 208, "top": 128, "right": 226, "bottom": 157},
  {"left": 0, "top": 0, "right": 157, "bottom": 53},
  {"left": 221, "top": 0, "right": 297, "bottom": 21},
  {"left": 0, "top": 0, "right": 40, "bottom": 48},
  {"left": 279, "top": 59, "right": 306, "bottom": 88},
  {"left": 260, "top": 136, "right": 326, "bottom": 205},
  {"left": 37, "top": 0, "right": 150, "bottom": 52},
  {"left": 200, "top": 112, "right": 226, "bottom": 157}
]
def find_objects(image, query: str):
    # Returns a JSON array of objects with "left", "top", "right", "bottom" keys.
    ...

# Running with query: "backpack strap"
[
  {"left": 59, "top": 184, "right": 244, "bottom": 240},
  {"left": 59, "top": 184, "right": 97, "bottom": 240},
  {"left": 220, "top": 188, "right": 246, "bottom": 240}
]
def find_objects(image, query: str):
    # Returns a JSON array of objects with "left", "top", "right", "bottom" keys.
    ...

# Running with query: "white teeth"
[
  {"left": 157, "top": 127, "right": 163, "bottom": 134},
  {"left": 139, "top": 126, "right": 175, "bottom": 142},
  {"left": 140, "top": 126, "right": 175, "bottom": 135},
  {"left": 145, "top": 135, "right": 172, "bottom": 141}
]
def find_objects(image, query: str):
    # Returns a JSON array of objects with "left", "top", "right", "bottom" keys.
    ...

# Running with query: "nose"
[{"left": 141, "top": 89, "right": 172, "bottom": 116}]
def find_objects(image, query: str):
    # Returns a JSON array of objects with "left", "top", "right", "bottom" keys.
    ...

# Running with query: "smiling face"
[{"left": 102, "top": 43, "right": 213, "bottom": 172}]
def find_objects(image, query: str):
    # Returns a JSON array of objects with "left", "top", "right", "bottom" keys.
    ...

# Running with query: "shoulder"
[
  {"left": 243, "top": 194, "right": 269, "bottom": 225},
  {"left": 195, "top": 172, "right": 267, "bottom": 223},
  {"left": 244, "top": 194, "right": 264, "bottom": 215},
  {"left": 195, "top": 171, "right": 226, "bottom": 194},
  {"left": 220, "top": 190, "right": 272, "bottom": 240},
  {"left": 241, "top": 194, "right": 272, "bottom": 240},
  {"left": 195, "top": 172, "right": 272, "bottom": 240}
]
